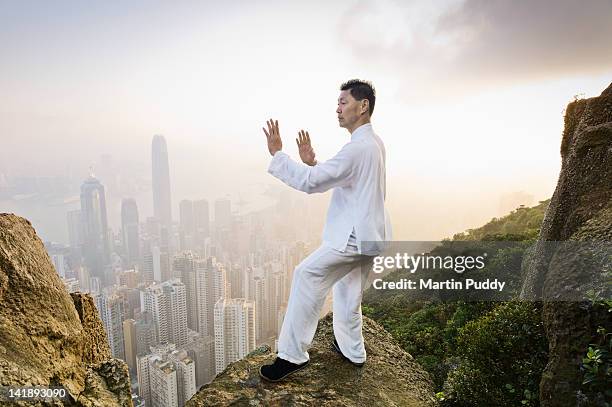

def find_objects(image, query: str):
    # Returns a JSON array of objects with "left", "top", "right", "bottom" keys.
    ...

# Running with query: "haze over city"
[
  {"left": 2, "top": 0, "right": 611, "bottom": 242},
  {"left": 1, "top": 2, "right": 611, "bottom": 406}
]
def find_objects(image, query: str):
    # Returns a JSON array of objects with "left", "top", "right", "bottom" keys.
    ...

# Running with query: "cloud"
[{"left": 338, "top": 0, "right": 612, "bottom": 100}]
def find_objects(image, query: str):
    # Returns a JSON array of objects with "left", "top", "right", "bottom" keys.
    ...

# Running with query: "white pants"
[{"left": 277, "top": 235, "right": 374, "bottom": 364}]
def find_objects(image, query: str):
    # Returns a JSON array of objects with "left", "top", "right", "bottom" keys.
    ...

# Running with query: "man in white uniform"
[{"left": 259, "top": 79, "right": 390, "bottom": 382}]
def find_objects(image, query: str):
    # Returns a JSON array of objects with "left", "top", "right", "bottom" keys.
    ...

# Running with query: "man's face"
[{"left": 336, "top": 90, "right": 365, "bottom": 129}]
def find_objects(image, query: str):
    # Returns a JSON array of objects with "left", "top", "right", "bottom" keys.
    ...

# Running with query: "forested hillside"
[{"left": 363, "top": 200, "right": 550, "bottom": 405}]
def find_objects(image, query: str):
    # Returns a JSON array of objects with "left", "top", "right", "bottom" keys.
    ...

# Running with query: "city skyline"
[
  {"left": 0, "top": 2, "right": 609, "bottom": 405},
  {"left": 2, "top": 1, "right": 611, "bottom": 242}
]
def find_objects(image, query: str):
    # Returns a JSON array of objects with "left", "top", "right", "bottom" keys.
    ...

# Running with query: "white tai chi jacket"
[{"left": 268, "top": 123, "right": 391, "bottom": 255}]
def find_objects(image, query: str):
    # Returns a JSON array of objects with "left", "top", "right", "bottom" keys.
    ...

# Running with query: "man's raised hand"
[
  {"left": 263, "top": 119, "right": 282, "bottom": 156},
  {"left": 296, "top": 130, "right": 317, "bottom": 166}
]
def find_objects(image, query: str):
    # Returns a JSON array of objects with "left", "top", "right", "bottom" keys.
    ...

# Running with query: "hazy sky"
[{"left": 1, "top": 0, "right": 611, "bottom": 241}]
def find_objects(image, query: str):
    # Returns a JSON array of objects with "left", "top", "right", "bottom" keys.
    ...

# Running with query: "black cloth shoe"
[
  {"left": 259, "top": 357, "right": 309, "bottom": 382},
  {"left": 332, "top": 338, "right": 364, "bottom": 367}
]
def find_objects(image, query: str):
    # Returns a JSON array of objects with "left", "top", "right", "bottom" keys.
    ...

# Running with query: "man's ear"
[{"left": 361, "top": 99, "right": 369, "bottom": 115}]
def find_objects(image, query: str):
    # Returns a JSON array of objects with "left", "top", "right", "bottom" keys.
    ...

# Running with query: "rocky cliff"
[
  {"left": 520, "top": 83, "right": 612, "bottom": 406},
  {"left": 0, "top": 213, "right": 132, "bottom": 406},
  {"left": 187, "top": 313, "right": 437, "bottom": 406}
]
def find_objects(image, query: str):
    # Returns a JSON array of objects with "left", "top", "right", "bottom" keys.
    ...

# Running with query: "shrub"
[{"left": 441, "top": 301, "right": 547, "bottom": 406}]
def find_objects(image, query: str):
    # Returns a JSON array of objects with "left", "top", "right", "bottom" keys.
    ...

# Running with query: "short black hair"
[{"left": 340, "top": 79, "right": 376, "bottom": 116}]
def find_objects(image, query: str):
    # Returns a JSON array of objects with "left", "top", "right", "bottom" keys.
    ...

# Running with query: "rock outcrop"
[
  {"left": 0, "top": 213, "right": 132, "bottom": 406},
  {"left": 187, "top": 313, "right": 437, "bottom": 406},
  {"left": 520, "top": 83, "right": 612, "bottom": 406}
]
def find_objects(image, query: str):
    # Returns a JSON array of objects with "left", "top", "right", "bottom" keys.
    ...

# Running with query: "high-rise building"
[
  {"left": 121, "top": 198, "right": 140, "bottom": 268},
  {"left": 66, "top": 210, "right": 85, "bottom": 274},
  {"left": 142, "top": 249, "right": 155, "bottom": 285},
  {"left": 134, "top": 311, "right": 156, "bottom": 356},
  {"left": 152, "top": 135, "right": 172, "bottom": 228},
  {"left": 214, "top": 198, "right": 231, "bottom": 231},
  {"left": 252, "top": 275, "right": 268, "bottom": 343},
  {"left": 179, "top": 200, "right": 194, "bottom": 250},
  {"left": 227, "top": 263, "right": 245, "bottom": 299},
  {"left": 193, "top": 199, "right": 210, "bottom": 238},
  {"left": 123, "top": 319, "right": 137, "bottom": 373},
  {"left": 76, "top": 266, "right": 91, "bottom": 292},
  {"left": 80, "top": 175, "right": 111, "bottom": 283},
  {"left": 137, "top": 345, "right": 196, "bottom": 407},
  {"left": 136, "top": 353, "right": 152, "bottom": 406},
  {"left": 195, "top": 257, "right": 226, "bottom": 337},
  {"left": 114, "top": 286, "right": 141, "bottom": 321},
  {"left": 173, "top": 251, "right": 198, "bottom": 331},
  {"left": 179, "top": 200, "right": 194, "bottom": 235},
  {"left": 90, "top": 276, "right": 101, "bottom": 296},
  {"left": 192, "top": 199, "right": 210, "bottom": 257},
  {"left": 138, "top": 354, "right": 178, "bottom": 407},
  {"left": 95, "top": 293, "right": 125, "bottom": 360},
  {"left": 145, "top": 216, "right": 162, "bottom": 240},
  {"left": 143, "top": 245, "right": 171, "bottom": 284},
  {"left": 268, "top": 270, "right": 286, "bottom": 339},
  {"left": 116, "top": 268, "right": 141, "bottom": 289},
  {"left": 168, "top": 349, "right": 197, "bottom": 406},
  {"left": 184, "top": 331, "right": 215, "bottom": 387},
  {"left": 66, "top": 209, "right": 84, "bottom": 248},
  {"left": 213, "top": 298, "right": 256, "bottom": 374},
  {"left": 140, "top": 279, "right": 188, "bottom": 347},
  {"left": 244, "top": 264, "right": 285, "bottom": 344}
]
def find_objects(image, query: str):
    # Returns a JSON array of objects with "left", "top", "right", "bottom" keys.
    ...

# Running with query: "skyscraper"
[
  {"left": 192, "top": 199, "right": 210, "bottom": 256},
  {"left": 142, "top": 244, "right": 171, "bottom": 285},
  {"left": 179, "top": 200, "right": 194, "bottom": 235},
  {"left": 173, "top": 251, "right": 198, "bottom": 331},
  {"left": 66, "top": 209, "right": 84, "bottom": 248},
  {"left": 195, "top": 257, "right": 227, "bottom": 337},
  {"left": 121, "top": 198, "right": 140, "bottom": 268},
  {"left": 252, "top": 275, "right": 268, "bottom": 343},
  {"left": 123, "top": 319, "right": 137, "bottom": 373},
  {"left": 134, "top": 311, "right": 156, "bottom": 357},
  {"left": 168, "top": 349, "right": 197, "bottom": 406},
  {"left": 137, "top": 345, "right": 196, "bottom": 407},
  {"left": 214, "top": 198, "right": 231, "bottom": 231},
  {"left": 227, "top": 264, "right": 245, "bottom": 299},
  {"left": 80, "top": 175, "right": 111, "bottom": 283},
  {"left": 183, "top": 331, "right": 215, "bottom": 387},
  {"left": 95, "top": 293, "right": 126, "bottom": 361},
  {"left": 179, "top": 200, "right": 194, "bottom": 250},
  {"left": 138, "top": 354, "right": 178, "bottom": 407},
  {"left": 140, "top": 279, "right": 188, "bottom": 347},
  {"left": 193, "top": 199, "right": 210, "bottom": 238},
  {"left": 152, "top": 135, "right": 172, "bottom": 228},
  {"left": 213, "top": 298, "right": 256, "bottom": 374}
]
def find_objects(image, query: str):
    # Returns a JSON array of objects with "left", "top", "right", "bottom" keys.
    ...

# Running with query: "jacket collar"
[{"left": 350, "top": 123, "right": 373, "bottom": 141}]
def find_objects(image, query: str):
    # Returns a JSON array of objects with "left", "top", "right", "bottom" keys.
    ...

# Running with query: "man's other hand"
[
  {"left": 263, "top": 119, "right": 283, "bottom": 156},
  {"left": 296, "top": 130, "right": 317, "bottom": 166}
]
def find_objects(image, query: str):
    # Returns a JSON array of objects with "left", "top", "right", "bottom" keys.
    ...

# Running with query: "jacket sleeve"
[{"left": 267, "top": 144, "right": 357, "bottom": 194}]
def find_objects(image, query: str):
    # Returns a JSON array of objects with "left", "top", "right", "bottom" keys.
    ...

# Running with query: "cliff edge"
[
  {"left": 187, "top": 313, "right": 437, "bottom": 406},
  {"left": 0, "top": 213, "right": 132, "bottom": 406}
]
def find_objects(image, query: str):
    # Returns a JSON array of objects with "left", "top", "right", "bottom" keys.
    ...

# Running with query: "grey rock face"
[{"left": 520, "top": 83, "right": 612, "bottom": 406}]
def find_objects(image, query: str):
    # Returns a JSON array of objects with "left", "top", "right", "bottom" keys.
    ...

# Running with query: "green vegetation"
[
  {"left": 363, "top": 200, "right": 551, "bottom": 406},
  {"left": 444, "top": 301, "right": 546, "bottom": 405},
  {"left": 452, "top": 200, "right": 548, "bottom": 241},
  {"left": 580, "top": 290, "right": 612, "bottom": 400}
]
